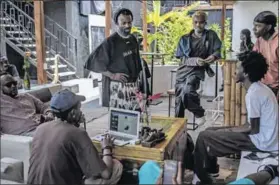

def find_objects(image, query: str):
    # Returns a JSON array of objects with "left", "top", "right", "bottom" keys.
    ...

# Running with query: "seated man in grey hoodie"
[{"left": 0, "top": 74, "right": 54, "bottom": 136}]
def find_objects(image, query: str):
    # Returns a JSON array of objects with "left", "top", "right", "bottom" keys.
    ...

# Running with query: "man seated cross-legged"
[
  {"left": 192, "top": 51, "right": 279, "bottom": 184},
  {"left": 27, "top": 89, "right": 123, "bottom": 185}
]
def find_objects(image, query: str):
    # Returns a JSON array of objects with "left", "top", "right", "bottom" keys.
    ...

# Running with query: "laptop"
[{"left": 92, "top": 108, "right": 140, "bottom": 146}]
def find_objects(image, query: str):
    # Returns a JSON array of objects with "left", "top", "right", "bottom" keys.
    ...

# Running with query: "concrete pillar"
[
  {"left": 65, "top": 1, "right": 89, "bottom": 77},
  {"left": 0, "top": 31, "right": 7, "bottom": 56}
]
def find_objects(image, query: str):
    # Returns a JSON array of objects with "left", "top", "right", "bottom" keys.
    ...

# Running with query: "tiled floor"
[{"left": 82, "top": 96, "right": 239, "bottom": 184}]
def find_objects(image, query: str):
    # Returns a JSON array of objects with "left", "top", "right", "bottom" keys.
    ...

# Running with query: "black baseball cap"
[{"left": 50, "top": 89, "right": 85, "bottom": 113}]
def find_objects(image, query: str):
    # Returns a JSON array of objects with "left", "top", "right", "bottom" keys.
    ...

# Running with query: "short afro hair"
[
  {"left": 114, "top": 8, "right": 133, "bottom": 24},
  {"left": 192, "top": 11, "right": 208, "bottom": 21},
  {"left": 237, "top": 51, "right": 268, "bottom": 83}
]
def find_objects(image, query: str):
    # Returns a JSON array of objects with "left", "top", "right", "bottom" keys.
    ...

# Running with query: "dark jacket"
[
  {"left": 176, "top": 29, "right": 221, "bottom": 60},
  {"left": 175, "top": 29, "right": 222, "bottom": 81}
]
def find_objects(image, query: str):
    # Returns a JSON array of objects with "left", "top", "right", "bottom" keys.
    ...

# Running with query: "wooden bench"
[{"left": 167, "top": 89, "right": 175, "bottom": 117}]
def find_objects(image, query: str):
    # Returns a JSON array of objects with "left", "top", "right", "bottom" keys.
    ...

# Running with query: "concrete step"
[
  {"left": 46, "top": 57, "right": 55, "bottom": 62},
  {"left": 50, "top": 64, "right": 67, "bottom": 69},
  {"left": 31, "top": 51, "right": 50, "bottom": 55},
  {"left": 58, "top": 71, "right": 76, "bottom": 77},
  {"left": 13, "top": 37, "right": 33, "bottom": 41},
  {"left": 6, "top": 31, "right": 25, "bottom": 34},
  {"left": 0, "top": 24, "right": 18, "bottom": 27},
  {"left": 0, "top": 17, "right": 11, "bottom": 21},
  {"left": 17, "top": 43, "right": 36, "bottom": 47}
]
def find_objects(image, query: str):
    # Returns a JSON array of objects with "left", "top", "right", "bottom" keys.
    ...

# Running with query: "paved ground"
[{"left": 81, "top": 96, "right": 239, "bottom": 184}]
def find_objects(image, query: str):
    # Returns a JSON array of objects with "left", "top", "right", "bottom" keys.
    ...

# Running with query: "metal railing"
[{"left": 3, "top": 0, "right": 77, "bottom": 68}]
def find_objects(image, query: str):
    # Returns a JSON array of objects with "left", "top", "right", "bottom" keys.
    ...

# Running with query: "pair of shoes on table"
[
  {"left": 140, "top": 127, "right": 166, "bottom": 148},
  {"left": 141, "top": 127, "right": 164, "bottom": 142},
  {"left": 140, "top": 126, "right": 151, "bottom": 141}
]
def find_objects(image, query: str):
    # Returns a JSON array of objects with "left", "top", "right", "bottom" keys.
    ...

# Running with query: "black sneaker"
[
  {"left": 263, "top": 164, "right": 279, "bottom": 179},
  {"left": 208, "top": 165, "right": 219, "bottom": 178}
]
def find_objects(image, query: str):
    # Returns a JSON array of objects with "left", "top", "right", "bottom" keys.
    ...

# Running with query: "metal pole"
[{"left": 151, "top": 55, "right": 154, "bottom": 95}]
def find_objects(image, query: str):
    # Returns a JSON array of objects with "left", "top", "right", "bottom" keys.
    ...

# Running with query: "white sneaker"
[
  {"left": 196, "top": 116, "right": 206, "bottom": 126},
  {"left": 192, "top": 173, "right": 200, "bottom": 185},
  {"left": 209, "top": 172, "right": 219, "bottom": 178}
]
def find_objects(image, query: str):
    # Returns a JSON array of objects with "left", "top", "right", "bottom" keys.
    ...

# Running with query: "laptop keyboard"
[{"left": 110, "top": 135, "right": 131, "bottom": 141}]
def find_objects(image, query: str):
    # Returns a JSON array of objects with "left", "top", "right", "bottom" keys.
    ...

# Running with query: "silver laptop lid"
[{"left": 108, "top": 108, "right": 140, "bottom": 139}]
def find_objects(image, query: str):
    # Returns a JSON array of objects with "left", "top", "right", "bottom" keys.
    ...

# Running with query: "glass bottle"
[
  {"left": 23, "top": 52, "right": 31, "bottom": 90},
  {"left": 23, "top": 70, "right": 30, "bottom": 90}
]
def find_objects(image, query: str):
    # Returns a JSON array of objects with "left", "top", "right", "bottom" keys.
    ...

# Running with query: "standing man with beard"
[
  {"left": 175, "top": 11, "right": 221, "bottom": 125},
  {"left": 253, "top": 11, "right": 278, "bottom": 97},
  {"left": 85, "top": 8, "right": 143, "bottom": 110}
]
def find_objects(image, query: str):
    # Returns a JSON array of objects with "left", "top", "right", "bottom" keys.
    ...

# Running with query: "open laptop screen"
[{"left": 110, "top": 109, "right": 139, "bottom": 136}]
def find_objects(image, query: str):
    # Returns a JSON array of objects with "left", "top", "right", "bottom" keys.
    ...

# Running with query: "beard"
[
  {"left": 9, "top": 89, "right": 18, "bottom": 97},
  {"left": 118, "top": 27, "right": 131, "bottom": 37}
]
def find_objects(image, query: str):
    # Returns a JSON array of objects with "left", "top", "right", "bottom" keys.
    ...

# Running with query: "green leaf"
[{"left": 131, "top": 27, "right": 143, "bottom": 35}]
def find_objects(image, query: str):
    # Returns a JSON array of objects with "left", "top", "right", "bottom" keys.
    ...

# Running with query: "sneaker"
[
  {"left": 192, "top": 173, "right": 216, "bottom": 185},
  {"left": 196, "top": 116, "right": 206, "bottom": 126},
  {"left": 197, "top": 88, "right": 203, "bottom": 95},
  {"left": 192, "top": 173, "right": 200, "bottom": 185},
  {"left": 208, "top": 165, "right": 219, "bottom": 178},
  {"left": 209, "top": 172, "right": 219, "bottom": 178},
  {"left": 263, "top": 164, "right": 279, "bottom": 179}
]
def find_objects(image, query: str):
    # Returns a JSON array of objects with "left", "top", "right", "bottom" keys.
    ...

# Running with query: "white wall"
[
  {"left": 232, "top": 1, "right": 279, "bottom": 51},
  {"left": 88, "top": 15, "right": 106, "bottom": 81}
]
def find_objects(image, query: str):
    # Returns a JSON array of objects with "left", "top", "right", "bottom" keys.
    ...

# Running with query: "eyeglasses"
[{"left": 5, "top": 81, "right": 17, "bottom": 88}]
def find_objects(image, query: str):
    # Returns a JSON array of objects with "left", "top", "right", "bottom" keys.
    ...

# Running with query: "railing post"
[{"left": 34, "top": 0, "right": 47, "bottom": 84}]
